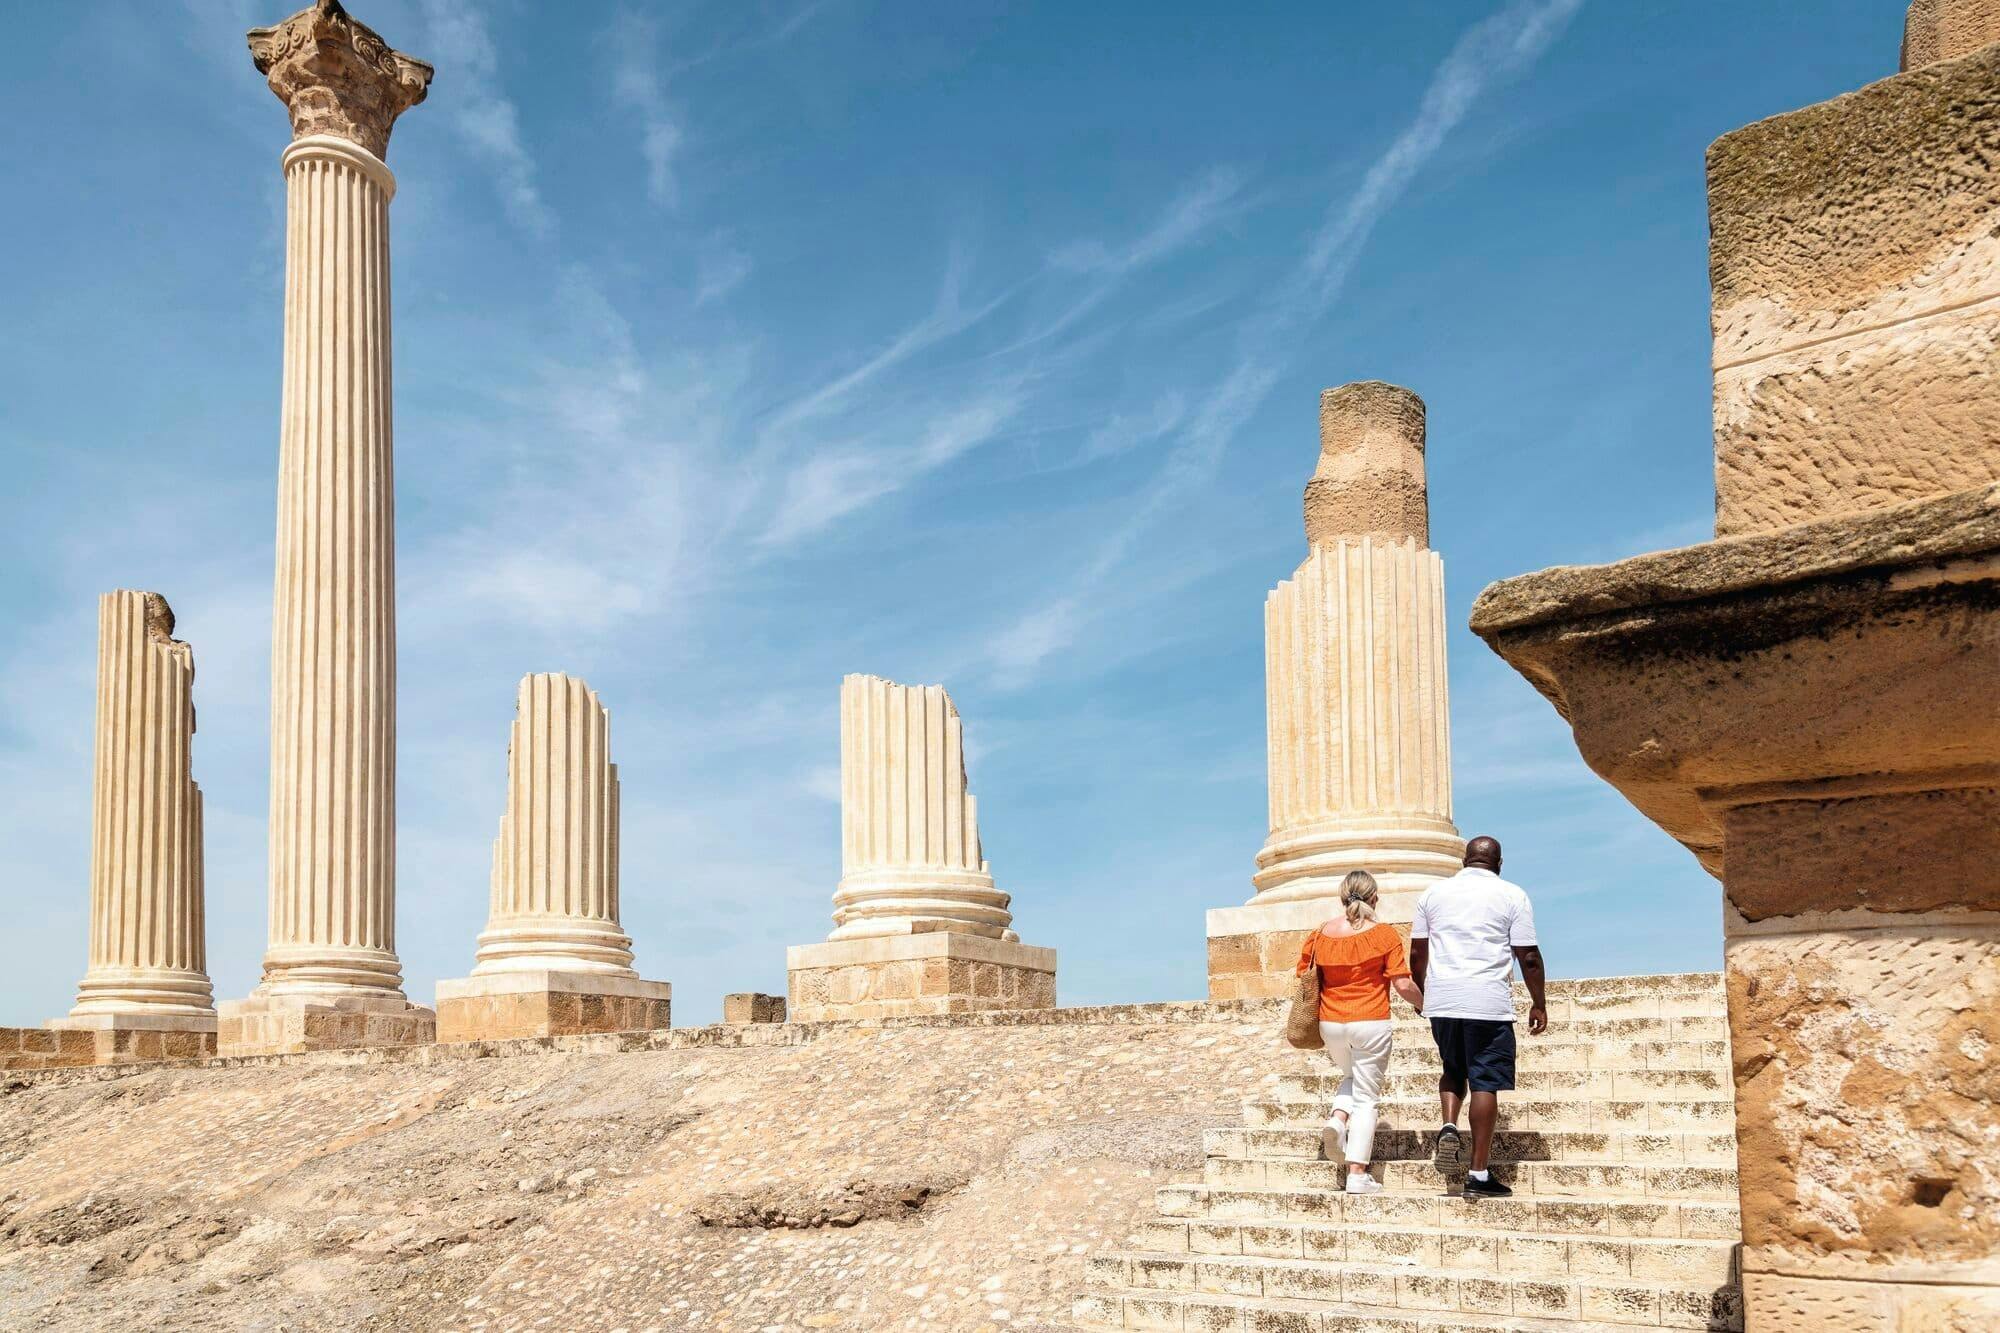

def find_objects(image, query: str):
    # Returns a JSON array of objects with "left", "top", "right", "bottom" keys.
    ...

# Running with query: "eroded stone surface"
[
  {"left": 1904, "top": 0, "right": 2000, "bottom": 68},
  {"left": 1707, "top": 45, "right": 2000, "bottom": 534},
  {"left": 1304, "top": 381, "right": 1428, "bottom": 546}
]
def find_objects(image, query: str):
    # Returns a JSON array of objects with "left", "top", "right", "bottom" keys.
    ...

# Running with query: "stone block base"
[
  {"left": 1205, "top": 897, "right": 1413, "bottom": 1001},
  {"left": 433, "top": 972, "right": 671, "bottom": 1043},
  {"left": 39, "top": 1012, "right": 217, "bottom": 1066},
  {"left": 786, "top": 933, "right": 1056, "bottom": 1022},
  {"left": 218, "top": 992, "right": 436, "bottom": 1057},
  {"left": 723, "top": 992, "right": 786, "bottom": 1024}
]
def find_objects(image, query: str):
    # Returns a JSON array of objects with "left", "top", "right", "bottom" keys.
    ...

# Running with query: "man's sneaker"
[
  {"left": 1433, "top": 1125, "right": 1463, "bottom": 1172},
  {"left": 1343, "top": 1173, "right": 1383, "bottom": 1195},
  {"left": 1461, "top": 1173, "right": 1514, "bottom": 1199}
]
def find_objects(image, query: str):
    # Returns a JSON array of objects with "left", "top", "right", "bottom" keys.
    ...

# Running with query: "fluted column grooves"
[
  {"left": 261, "top": 134, "right": 404, "bottom": 997},
  {"left": 829, "top": 674, "right": 1015, "bottom": 941},
  {"left": 473, "top": 674, "right": 635, "bottom": 976},
  {"left": 70, "top": 591, "right": 213, "bottom": 1016},
  {"left": 1252, "top": 536, "right": 1464, "bottom": 904}
]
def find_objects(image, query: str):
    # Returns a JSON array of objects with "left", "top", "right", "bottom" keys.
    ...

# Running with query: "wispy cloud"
[
  {"left": 757, "top": 389, "right": 1023, "bottom": 548},
  {"left": 608, "top": 12, "right": 687, "bottom": 208},
  {"left": 695, "top": 238, "right": 755, "bottom": 306},
  {"left": 1052, "top": 167, "right": 1247, "bottom": 276},
  {"left": 417, "top": 0, "right": 554, "bottom": 237},
  {"left": 985, "top": 0, "right": 1585, "bottom": 686}
]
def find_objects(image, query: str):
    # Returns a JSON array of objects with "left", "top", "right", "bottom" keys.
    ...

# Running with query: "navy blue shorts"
[{"left": 1430, "top": 1016, "right": 1516, "bottom": 1093}]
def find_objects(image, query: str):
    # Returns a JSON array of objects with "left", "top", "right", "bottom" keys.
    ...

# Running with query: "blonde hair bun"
[{"left": 1340, "top": 870, "right": 1380, "bottom": 926}]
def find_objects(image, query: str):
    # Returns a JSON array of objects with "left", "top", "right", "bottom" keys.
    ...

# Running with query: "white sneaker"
[
  {"left": 1344, "top": 1173, "right": 1383, "bottom": 1195},
  {"left": 1322, "top": 1119, "right": 1349, "bottom": 1161}
]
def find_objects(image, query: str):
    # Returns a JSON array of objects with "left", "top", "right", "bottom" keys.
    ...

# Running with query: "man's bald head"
[{"left": 1464, "top": 836, "right": 1502, "bottom": 871}]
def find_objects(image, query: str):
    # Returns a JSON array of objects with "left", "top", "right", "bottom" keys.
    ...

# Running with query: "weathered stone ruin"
[
  {"left": 786, "top": 673, "right": 1057, "bottom": 1020},
  {"left": 1470, "top": 9, "right": 2000, "bottom": 1328},
  {"left": 434, "top": 674, "right": 673, "bottom": 1042},
  {"left": 1207, "top": 382, "right": 1464, "bottom": 1000},
  {"left": 3, "top": 2, "right": 1996, "bottom": 1330}
]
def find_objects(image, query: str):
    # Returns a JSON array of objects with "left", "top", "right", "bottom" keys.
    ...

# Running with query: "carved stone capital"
[{"left": 247, "top": 0, "right": 432, "bottom": 159}]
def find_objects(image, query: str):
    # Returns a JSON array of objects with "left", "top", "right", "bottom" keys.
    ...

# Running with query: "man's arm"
[
  {"left": 1513, "top": 945, "right": 1548, "bottom": 1035},
  {"left": 1409, "top": 937, "right": 1428, "bottom": 991}
]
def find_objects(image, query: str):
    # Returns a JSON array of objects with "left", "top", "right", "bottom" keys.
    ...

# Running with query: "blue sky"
[{"left": 0, "top": 2, "right": 1901, "bottom": 1024}]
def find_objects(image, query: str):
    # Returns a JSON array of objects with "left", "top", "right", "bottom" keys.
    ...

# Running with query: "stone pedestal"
[
  {"left": 435, "top": 972, "right": 669, "bottom": 1043},
  {"left": 223, "top": 1, "right": 433, "bottom": 1055},
  {"left": 219, "top": 993, "right": 434, "bottom": 1057},
  {"left": 1207, "top": 384, "right": 1462, "bottom": 1000},
  {"left": 789, "top": 675, "right": 1056, "bottom": 1018},
  {"left": 57, "top": 592, "right": 216, "bottom": 1059},
  {"left": 787, "top": 934, "right": 1056, "bottom": 1023},
  {"left": 435, "top": 675, "right": 671, "bottom": 1040},
  {"left": 1472, "top": 23, "right": 2000, "bottom": 1325}
]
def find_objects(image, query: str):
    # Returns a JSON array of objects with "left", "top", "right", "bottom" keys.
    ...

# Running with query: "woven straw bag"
[{"left": 1285, "top": 929, "right": 1324, "bottom": 1050}]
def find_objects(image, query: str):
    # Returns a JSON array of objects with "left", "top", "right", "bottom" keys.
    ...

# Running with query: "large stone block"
[
  {"left": 1708, "top": 45, "right": 2000, "bottom": 535},
  {"left": 218, "top": 993, "right": 434, "bottom": 1057},
  {"left": 722, "top": 992, "right": 786, "bottom": 1024},
  {"left": 785, "top": 933, "right": 1056, "bottom": 1023},
  {"left": 434, "top": 971, "right": 670, "bottom": 1043}
]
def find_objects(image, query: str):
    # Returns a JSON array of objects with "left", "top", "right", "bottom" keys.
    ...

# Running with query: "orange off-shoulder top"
[{"left": 1295, "top": 923, "right": 1409, "bottom": 1023}]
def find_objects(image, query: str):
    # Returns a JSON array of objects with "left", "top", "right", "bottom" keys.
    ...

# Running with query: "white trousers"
[{"left": 1317, "top": 1018, "right": 1394, "bottom": 1164}]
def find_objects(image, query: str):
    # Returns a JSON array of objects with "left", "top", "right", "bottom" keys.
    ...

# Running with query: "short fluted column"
[
  {"left": 1208, "top": 382, "right": 1463, "bottom": 999},
  {"left": 829, "top": 673, "right": 1015, "bottom": 942},
  {"left": 473, "top": 674, "right": 635, "bottom": 975},
  {"left": 787, "top": 675, "right": 1054, "bottom": 1022},
  {"left": 54, "top": 593, "right": 215, "bottom": 1051},
  {"left": 435, "top": 676, "right": 668, "bottom": 1042},
  {"left": 221, "top": 1, "right": 434, "bottom": 1055}
]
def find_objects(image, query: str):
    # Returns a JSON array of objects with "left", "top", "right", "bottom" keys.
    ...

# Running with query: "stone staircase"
[{"left": 1069, "top": 974, "right": 1743, "bottom": 1332}]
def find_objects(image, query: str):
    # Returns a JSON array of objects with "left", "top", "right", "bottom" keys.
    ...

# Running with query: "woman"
[{"left": 1295, "top": 870, "right": 1423, "bottom": 1194}]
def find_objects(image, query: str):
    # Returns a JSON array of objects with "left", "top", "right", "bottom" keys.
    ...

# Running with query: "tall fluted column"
[
  {"left": 829, "top": 674, "right": 1015, "bottom": 941},
  {"left": 787, "top": 675, "right": 1054, "bottom": 1022},
  {"left": 435, "top": 675, "right": 669, "bottom": 1042},
  {"left": 1207, "top": 382, "right": 1463, "bottom": 999},
  {"left": 221, "top": 2, "right": 434, "bottom": 1056},
  {"left": 253, "top": 2, "right": 429, "bottom": 1000},
  {"left": 67, "top": 592, "right": 213, "bottom": 1019},
  {"left": 473, "top": 674, "right": 635, "bottom": 975}
]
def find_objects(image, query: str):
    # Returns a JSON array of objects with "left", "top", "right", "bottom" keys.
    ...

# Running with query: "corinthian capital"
[{"left": 248, "top": 0, "right": 433, "bottom": 159}]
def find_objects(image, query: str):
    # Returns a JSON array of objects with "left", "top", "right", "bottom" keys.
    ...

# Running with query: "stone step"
[
  {"left": 1205, "top": 1127, "right": 1737, "bottom": 1166},
  {"left": 1373, "top": 1015, "right": 1729, "bottom": 1044},
  {"left": 1287, "top": 1039, "right": 1730, "bottom": 1074},
  {"left": 1154, "top": 1184, "right": 1740, "bottom": 1239},
  {"left": 1125, "top": 1219, "right": 1738, "bottom": 1283},
  {"left": 1079, "top": 1253, "right": 1743, "bottom": 1329},
  {"left": 1280, "top": 1068, "right": 1735, "bottom": 1102},
  {"left": 1243, "top": 1097, "right": 1736, "bottom": 1132},
  {"left": 1203, "top": 1157, "right": 1739, "bottom": 1200},
  {"left": 1071, "top": 1289, "right": 1657, "bottom": 1333}
]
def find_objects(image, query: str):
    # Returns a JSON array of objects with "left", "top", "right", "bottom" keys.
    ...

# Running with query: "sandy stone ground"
[{"left": 0, "top": 1010, "right": 1299, "bottom": 1331}]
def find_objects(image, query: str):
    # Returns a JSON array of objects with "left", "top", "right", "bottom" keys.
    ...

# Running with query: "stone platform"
[
  {"left": 785, "top": 931, "right": 1057, "bottom": 1021},
  {"left": 0, "top": 1020, "right": 215, "bottom": 1070},
  {"left": 434, "top": 970, "right": 671, "bottom": 1043},
  {"left": 0, "top": 974, "right": 1737, "bottom": 1332},
  {"left": 217, "top": 991, "right": 435, "bottom": 1057}
]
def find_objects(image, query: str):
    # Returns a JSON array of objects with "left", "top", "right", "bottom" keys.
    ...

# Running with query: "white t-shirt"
[{"left": 1410, "top": 867, "right": 1538, "bottom": 1021}]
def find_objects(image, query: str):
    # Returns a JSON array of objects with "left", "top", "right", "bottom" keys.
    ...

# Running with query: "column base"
[
  {"left": 218, "top": 991, "right": 435, "bottom": 1057},
  {"left": 4, "top": 1014, "right": 217, "bottom": 1070},
  {"left": 786, "top": 932, "right": 1056, "bottom": 1022},
  {"left": 1206, "top": 897, "right": 1419, "bottom": 1001},
  {"left": 434, "top": 971, "right": 671, "bottom": 1043}
]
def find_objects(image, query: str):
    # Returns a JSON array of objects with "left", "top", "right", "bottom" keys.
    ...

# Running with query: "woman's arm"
[{"left": 1392, "top": 976, "right": 1424, "bottom": 1012}]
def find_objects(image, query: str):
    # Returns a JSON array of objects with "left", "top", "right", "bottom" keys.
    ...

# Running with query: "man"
[{"left": 1408, "top": 835, "right": 1547, "bottom": 1199}]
